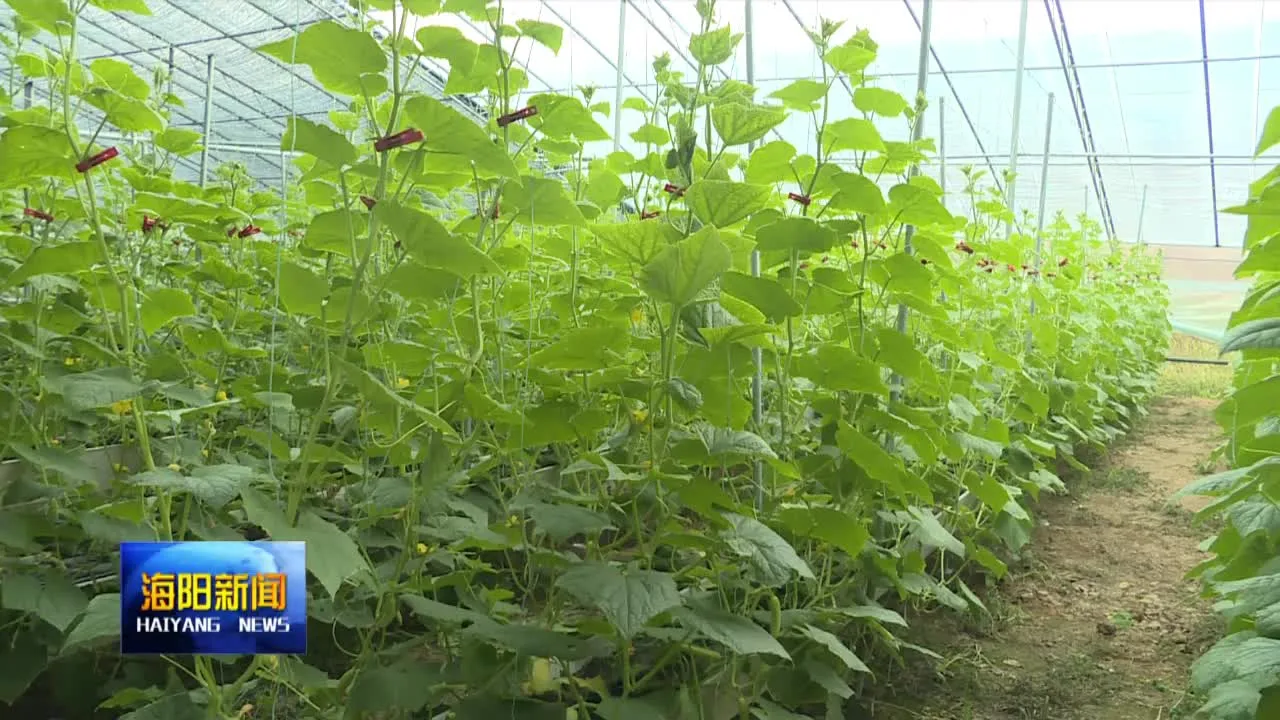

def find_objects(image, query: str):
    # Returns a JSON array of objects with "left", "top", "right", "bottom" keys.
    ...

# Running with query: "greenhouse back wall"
[{"left": 1, "top": 0, "right": 1278, "bottom": 718}]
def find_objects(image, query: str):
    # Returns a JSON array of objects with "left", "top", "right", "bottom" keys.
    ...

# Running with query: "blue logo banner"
[{"left": 119, "top": 541, "right": 307, "bottom": 655}]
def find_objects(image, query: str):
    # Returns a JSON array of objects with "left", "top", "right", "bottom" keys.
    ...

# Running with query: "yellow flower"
[
  {"left": 396, "top": 377, "right": 410, "bottom": 389},
  {"left": 416, "top": 542, "right": 428, "bottom": 555},
  {"left": 201, "top": 449, "right": 210, "bottom": 458},
  {"left": 631, "top": 408, "right": 649, "bottom": 424},
  {"left": 630, "top": 307, "right": 645, "bottom": 324},
  {"left": 110, "top": 399, "right": 133, "bottom": 415},
  {"left": 215, "top": 390, "right": 228, "bottom": 402},
  {"left": 63, "top": 356, "right": 78, "bottom": 366},
  {"left": 506, "top": 514, "right": 520, "bottom": 527},
  {"left": 112, "top": 463, "right": 126, "bottom": 473},
  {"left": 528, "top": 658, "right": 556, "bottom": 693},
  {"left": 50, "top": 437, "right": 61, "bottom": 446},
  {"left": 168, "top": 463, "right": 181, "bottom": 471}
]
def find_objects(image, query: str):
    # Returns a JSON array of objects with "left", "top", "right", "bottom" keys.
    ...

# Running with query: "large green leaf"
[
  {"left": 516, "top": 19, "right": 563, "bottom": 53},
  {"left": 799, "top": 625, "right": 872, "bottom": 673},
  {"left": 4, "top": 242, "right": 103, "bottom": 287},
  {"left": 685, "top": 181, "right": 771, "bottom": 228},
  {"left": 688, "top": 26, "right": 742, "bottom": 66},
  {"left": 555, "top": 562, "right": 683, "bottom": 639},
  {"left": 526, "top": 325, "right": 630, "bottom": 371},
  {"left": 60, "top": 593, "right": 121, "bottom": 653},
  {"left": 240, "top": 487, "right": 370, "bottom": 597},
  {"left": 754, "top": 216, "right": 837, "bottom": 254},
  {"left": 43, "top": 368, "right": 142, "bottom": 411},
  {"left": 282, "top": 116, "right": 357, "bottom": 167},
  {"left": 712, "top": 103, "right": 786, "bottom": 147},
  {"left": 504, "top": 175, "right": 587, "bottom": 227},
  {"left": 822, "top": 118, "right": 886, "bottom": 155},
  {"left": 4, "top": 0, "right": 74, "bottom": 35},
  {"left": 640, "top": 226, "right": 731, "bottom": 307},
  {"left": 259, "top": 21, "right": 386, "bottom": 96},
  {"left": 672, "top": 605, "right": 790, "bottom": 658},
  {"left": 720, "top": 513, "right": 814, "bottom": 587},
  {"left": 720, "top": 271, "right": 801, "bottom": 322},
  {"left": 853, "top": 87, "right": 909, "bottom": 117},
  {"left": 277, "top": 261, "right": 328, "bottom": 317},
  {"left": 140, "top": 287, "right": 197, "bottom": 335},
  {"left": 590, "top": 220, "right": 682, "bottom": 266},
  {"left": 1222, "top": 318, "right": 1280, "bottom": 353},
  {"left": 403, "top": 95, "right": 518, "bottom": 178},
  {"left": 1, "top": 569, "right": 87, "bottom": 631},
  {"left": 0, "top": 125, "right": 77, "bottom": 188},
  {"left": 375, "top": 200, "right": 501, "bottom": 278}
]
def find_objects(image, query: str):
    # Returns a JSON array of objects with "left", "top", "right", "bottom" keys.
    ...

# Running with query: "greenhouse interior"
[{"left": 1, "top": 0, "right": 1279, "bottom": 718}]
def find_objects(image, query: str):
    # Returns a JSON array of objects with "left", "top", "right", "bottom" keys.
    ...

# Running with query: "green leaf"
[
  {"left": 61, "top": 593, "right": 121, "bottom": 653},
  {"left": 1, "top": 570, "right": 87, "bottom": 631},
  {"left": 155, "top": 128, "right": 202, "bottom": 155},
  {"left": 83, "top": 88, "right": 164, "bottom": 132},
  {"left": 527, "top": 503, "right": 615, "bottom": 542},
  {"left": 277, "top": 261, "right": 328, "bottom": 317},
  {"left": 640, "top": 226, "right": 732, "bottom": 307},
  {"left": 505, "top": 175, "right": 587, "bottom": 227},
  {"left": 685, "top": 180, "right": 771, "bottom": 228},
  {"left": 87, "top": 0, "right": 150, "bottom": 13},
  {"left": 1192, "top": 632, "right": 1280, "bottom": 692},
  {"left": 375, "top": 200, "right": 501, "bottom": 278},
  {"left": 555, "top": 562, "right": 683, "bottom": 639},
  {"left": 1222, "top": 318, "right": 1280, "bottom": 353},
  {"left": 400, "top": 595, "right": 488, "bottom": 625},
  {"left": 344, "top": 659, "right": 441, "bottom": 719},
  {"left": 240, "top": 487, "right": 370, "bottom": 597},
  {"left": 799, "top": 625, "right": 872, "bottom": 673},
  {"left": 754, "top": 216, "right": 837, "bottom": 254},
  {"left": 0, "top": 631, "right": 47, "bottom": 705},
  {"left": 797, "top": 345, "right": 887, "bottom": 395},
  {"left": 4, "top": 241, "right": 103, "bottom": 287},
  {"left": 282, "top": 116, "right": 357, "bottom": 167},
  {"left": 44, "top": 368, "right": 142, "bottom": 411},
  {"left": 823, "top": 118, "right": 886, "bottom": 155},
  {"left": 465, "top": 619, "right": 612, "bottom": 660},
  {"left": 907, "top": 506, "right": 966, "bottom": 557},
  {"left": 745, "top": 140, "right": 797, "bottom": 185},
  {"left": 672, "top": 605, "right": 790, "bottom": 658},
  {"left": 4, "top": 0, "right": 74, "bottom": 35},
  {"left": 0, "top": 125, "right": 77, "bottom": 188},
  {"left": 128, "top": 465, "right": 258, "bottom": 508},
  {"left": 8, "top": 443, "right": 99, "bottom": 485},
  {"left": 711, "top": 103, "right": 787, "bottom": 147},
  {"left": 688, "top": 26, "right": 742, "bottom": 66},
  {"left": 720, "top": 271, "right": 801, "bottom": 322},
  {"left": 835, "top": 423, "right": 907, "bottom": 489},
  {"left": 527, "top": 93, "right": 610, "bottom": 143},
  {"left": 590, "top": 220, "right": 682, "bottom": 266},
  {"left": 630, "top": 123, "right": 669, "bottom": 146},
  {"left": 526, "top": 325, "right": 630, "bottom": 370},
  {"left": 258, "top": 21, "right": 386, "bottom": 96},
  {"left": 768, "top": 79, "right": 827, "bottom": 110},
  {"left": 776, "top": 506, "right": 870, "bottom": 558},
  {"left": 828, "top": 171, "right": 886, "bottom": 215},
  {"left": 90, "top": 58, "right": 150, "bottom": 99},
  {"left": 824, "top": 36, "right": 877, "bottom": 76},
  {"left": 1257, "top": 105, "right": 1280, "bottom": 157},
  {"left": 853, "top": 87, "right": 909, "bottom": 117},
  {"left": 721, "top": 513, "right": 815, "bottom": 586},
  {"left": 403, "top": 95, "right": 518, "bottom": 178},
  {"left": 140, "top": 287, "right": 197, "bottom": 335},
  {"left": 516, "top": 19, "right": 563, "bottom": 53}
]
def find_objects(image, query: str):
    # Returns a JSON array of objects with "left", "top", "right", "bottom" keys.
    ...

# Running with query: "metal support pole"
[
  {"left": 745, "top": 0, "right": 765, "bottom": 511},
  {"left": 1005, "top": 0, "right": 1030, "bottom": 239},
  {"left": 1027, "top": 94, "right": 1055, "bottom": 354},
  {"left": 1136, "top": 185, "right": 1148, "bottom": 244},
  {"left": 612, "top": 0, "right": 626, "bottom": 153},
  {"left": 890, "top": 0, "right": 934, "bottom": 412},
  {"left": 166, "top": 46, "right": 175, "bottom": 97},
  {"left": 939, "top": 96, "right": 946, "bottom": 200},
  {"left": 198, "top": 54, "right": 215, "bottom": 187}
]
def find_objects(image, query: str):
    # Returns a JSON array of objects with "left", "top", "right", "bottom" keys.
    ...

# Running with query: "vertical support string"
[
  {"left": 745, "top": 0, "right": 764, "bottom": 512},
  {"left": 1005, "top": 0, "right": 1030, "bottom": 239},
  {"left": 1027, "top": 94, "right": 1055, "bottom": 354},
  {"left": 888, "top": 0, "right": 935, "bottom": 418},
  {"left": 613, "top": 0, "right": 626, "bottom": 154}
]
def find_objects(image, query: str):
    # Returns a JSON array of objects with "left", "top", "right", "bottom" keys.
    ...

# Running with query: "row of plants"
[
  {"left": 1178, "top": 106, "right": 1280, "bottom": 719},
  {"left": 0, "top": 0, "right": 1170, "bottom": 718}
]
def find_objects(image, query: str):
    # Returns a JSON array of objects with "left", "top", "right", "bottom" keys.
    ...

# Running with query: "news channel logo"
[{"left": 119, "top": 541, "right": 307, "bottom": 655}]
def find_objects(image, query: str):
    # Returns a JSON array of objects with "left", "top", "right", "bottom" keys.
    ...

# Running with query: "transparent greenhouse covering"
[{"left": 1, "top": 0, "right": 1269, "bottom": 344}]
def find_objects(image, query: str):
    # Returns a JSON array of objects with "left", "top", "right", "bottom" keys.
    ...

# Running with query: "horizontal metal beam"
[{"left": 1165, "top": 356, "right": 1229, "bottom": 365}]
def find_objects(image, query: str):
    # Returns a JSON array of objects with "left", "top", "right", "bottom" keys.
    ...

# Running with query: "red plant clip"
[
  {"left": 955, "top": 240, "right": 974, "bottom": 255},
  {"left": 360, "top": 196, "right": 377, "bottom": 210},
  {"left": 491, "top": 202, "right": 500, "bottom": 220},
  {"left": 374, "top": 128, "right": 423, "bottom": 152},
  {"left": 76, "top": 147, "right": 118, "bottom": 173},
  {"left": 1006, "top": 264, "right": 1016, "bottom": 272},
  {"left": 142, "top": 215, "right": 158, "bottom": 233},
  {"left": 496, "top": 105, "right": 538, "bottom": 128},
  {"left": 640, "top": 210, "right": 660, "bottom": 220},
  {"left": 787, "top": 192, "right": 812, "bottom": 207},
  {"left": 663, "top": 183, "right": 685, "bottom": 197},
  {"left": 1058, "top": 257, "right": 1069, "bottom": 267},
  {"left": 237, "top": 225, "right": 261, "bottom": 239},
  {"left": 23, "top": 208, "right": 53, "bottom": 223}
]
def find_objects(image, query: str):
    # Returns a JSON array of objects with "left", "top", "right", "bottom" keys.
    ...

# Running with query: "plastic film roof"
[{"left": 2, "top": 0, "right": 1271, "bottom": 341}]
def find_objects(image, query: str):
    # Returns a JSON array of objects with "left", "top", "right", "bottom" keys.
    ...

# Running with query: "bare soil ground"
[{"left": 870, "top": 377, "right": 1230, "bottom": 719}]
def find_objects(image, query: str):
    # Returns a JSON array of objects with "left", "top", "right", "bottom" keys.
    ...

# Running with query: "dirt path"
[{"left": 876, "top": 396, "right": 1225, "bottom": 720}]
